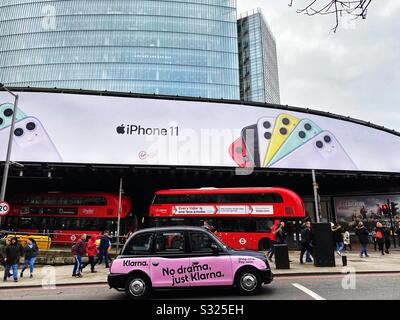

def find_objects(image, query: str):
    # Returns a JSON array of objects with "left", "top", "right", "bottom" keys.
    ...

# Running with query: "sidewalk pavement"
[{"left": 1, "top": 250, "right": 399, "bottom": 289}]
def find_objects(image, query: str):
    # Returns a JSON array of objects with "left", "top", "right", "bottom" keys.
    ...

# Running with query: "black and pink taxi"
[{"left": 108, "top": 226, "right": 273, "bottom": 299}]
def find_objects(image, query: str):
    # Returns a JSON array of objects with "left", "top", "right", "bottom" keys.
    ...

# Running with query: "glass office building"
[
  {"left": 238, "top": 9, "right": 280, "bottom": 104},
  {"left": 0, "top": 0, "right": 240, "bottom": 100}
]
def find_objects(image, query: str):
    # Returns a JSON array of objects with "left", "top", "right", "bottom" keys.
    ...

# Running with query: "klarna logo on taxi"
[{"left": 123, "top": 260, "right": 148, "bottom": 267}]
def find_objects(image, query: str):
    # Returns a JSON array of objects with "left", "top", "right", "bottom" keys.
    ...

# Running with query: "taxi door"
[
  {"left": 150, "top": 231, "right": 191, "bottom": 288},
  {"left": 188, "top": 231, "right": 233, "bottom": 287}
]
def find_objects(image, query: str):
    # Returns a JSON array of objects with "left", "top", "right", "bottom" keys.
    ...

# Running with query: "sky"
[{"left": 237, "top": 0, "right": 400, "bottom": 131}]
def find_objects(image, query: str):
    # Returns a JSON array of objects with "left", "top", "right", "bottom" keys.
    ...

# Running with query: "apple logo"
[{"left": 116, "top": 124, "right": 125, "bottom": 134}]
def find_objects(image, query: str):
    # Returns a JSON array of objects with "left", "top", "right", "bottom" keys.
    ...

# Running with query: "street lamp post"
[
  {"left": 116, "top": 177, "right": 123, "bottom": 253},
  {"left": 312, "top": 169, "right": 321, "bottom": 223},
  {"left": 0, "top": 83, "right": 19, "bottom": 203}
]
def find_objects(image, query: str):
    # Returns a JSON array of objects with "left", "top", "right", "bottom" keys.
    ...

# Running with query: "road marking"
[
  {"left": 277, "top": 272, "right": 400, "bottom": 281},
  {"left": 292, "top": 283, "right": 326, "bottom": 300}
]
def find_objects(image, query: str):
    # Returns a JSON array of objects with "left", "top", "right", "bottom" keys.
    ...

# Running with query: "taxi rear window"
[{"left": 155, "top": 231, "right": 185, "bottom": 253}]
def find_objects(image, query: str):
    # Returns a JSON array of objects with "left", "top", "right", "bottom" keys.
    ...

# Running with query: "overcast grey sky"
[{"left": 237, "top": 1, "right": 400, "bottom": 131}]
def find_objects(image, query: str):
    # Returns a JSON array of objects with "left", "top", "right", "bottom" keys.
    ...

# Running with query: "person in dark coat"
[
  {"left": 396, "top": 222, "right": 400, "bottom": 247},
  {"left": 3, "top": 237, "right": 22, "bottom": 282},
  {"left": 300, "top": 221, "right": 313, "bottom": 264},
  {"left": 96, "top": 231, "right": 111, "bottom": 268},
  {"left": 382, "top": 222, "right": 391, "bottom": 254},
  {"left": 0, "top": 237, "right": 12, "bottom": 278},
  {"left": 355, "top": 222, "right": 369, "bottom": 258},
  {"left": 21, "top": 238, "right": 39, "bottom": 278}
]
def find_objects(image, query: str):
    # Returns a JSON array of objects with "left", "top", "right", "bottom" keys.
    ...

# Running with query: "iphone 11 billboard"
[{"left": 0, "top": 91, "right": 399, "bottom": 173}]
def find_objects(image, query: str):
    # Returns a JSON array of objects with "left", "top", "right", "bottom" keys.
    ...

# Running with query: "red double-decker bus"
[
  {"left": 149, "top": 187, "right": 306, "bottom": 251},
  {"left": 1, "top": 192, "right": 134, "bottom": 244}
]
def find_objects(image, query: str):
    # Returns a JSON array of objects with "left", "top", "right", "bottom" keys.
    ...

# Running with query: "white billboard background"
[{"left": 0, "top": 91, "right": 400, "bottom": 172}]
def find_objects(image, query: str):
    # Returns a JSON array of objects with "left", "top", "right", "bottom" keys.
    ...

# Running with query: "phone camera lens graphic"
[
  {"left": 282, "top": 118, "right": 290, "bottom": 125},
  {"left": 26, "top": 122, "right": 36, "bottom": 131},
  {"left": 264, "top": 132, "right": 272, "bottom": 140},
  {"left": 280, "top": 127, "right": 287, "bottom": 135},
  {"left": 304, "top": 123, "right": 312, "bottom": 131},
  {"left": 0, "top": 118, "right": 3, "bottom": 125},
  {"left": 316, "top": 141, "right": 324, "bottom": 149},
  {"left": 324, "top": 135, "right": 331, "bottom": 143},
  {"left": 263, "top": 121, "right": 271, "bottom": 129},
  {"left": 298, "top": 131, "right": 306, "bottom": 139},
  {"left": 14, "top": 128, "right": 24, "bottom": 137},
  {"left": 235, "top": 146, "right": 243, "bottom": 154},
  {"left": 4, "top": 108, "right": 13, "bottom": 117}
]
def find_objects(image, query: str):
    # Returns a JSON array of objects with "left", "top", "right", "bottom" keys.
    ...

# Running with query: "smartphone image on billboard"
[
  {"left": 270, "top": 130, "right": 358, "bottom": 170},
  {"left": 256, "top": 117, "right": 276, "bottom": 168},
  {"left": 268, "top": 118, "right": 322, "bottom": 166},
  {"left": 0, "top": 103, "right": 27, "bottom": 130},
  {"left": 229, "top": 137, "right": 254, "bottom": 168},
  {"left": 0, "top": 117, "right": 62, "bottom": 162},
  {"left": 241, "top": 124, "right": 260, "bottom": 167},
  {"left": 263, "top": 113, "right": 300, "bottom": 166}
]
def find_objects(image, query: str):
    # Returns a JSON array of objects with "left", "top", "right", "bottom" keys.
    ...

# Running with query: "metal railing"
[{"left": 0, "top": 229, "right": 128, "bottom": 253}]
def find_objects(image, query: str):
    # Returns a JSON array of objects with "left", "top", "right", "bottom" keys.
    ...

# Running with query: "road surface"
[{"left": 1, "top": 273, "right": 399, "bottom": 300}]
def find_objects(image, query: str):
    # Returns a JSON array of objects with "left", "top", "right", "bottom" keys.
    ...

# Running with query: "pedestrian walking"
[
  {"left": 355, "top": 222, "right": 369, "bottom": 258},
  {"left": 3, "top": 237, "right": 22, "bottom": 282},
  {"left": 20, "top": 238, "right": 39, "bottom": 278},
  {"left": 82, "top": 235, "right": 98, "bottom": 273},
  {"left": 96, "top": 231, "right": 111, "bottom": 268},
  {"left": 267, "top": 220, "right": 284, "bottom": 262},
  {"left": 371, "top": 230, "right": 378, "bottom": 251},
  {"left": 396, "top": 222, "right": 400, "bottom": 247},
  {"left": 0, "top": 237, "right": 12, "bottom": 278},
  {"left": 72, "top": 234, "right": 87, "bottom": 278},
  {"left": 343, "top": 229, "right": 352, "bottom": 251},
  {"left": 332, "top": 223, "right": 344, "bottom": 255},
  {"left": 300, "top": 221, "right": 313, "bottom": 262},
  {"left": 300, "top": 221, "right": 313, "bottom": 264},
  {"left": 375, "top": 222, "right": 385, "bottom": 255},
  {"left": 382, "top": 222, "right": 391, "bottom": 254}
]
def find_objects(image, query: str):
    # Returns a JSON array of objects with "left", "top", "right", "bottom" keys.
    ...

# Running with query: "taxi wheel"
[
  {"left": 125, "top": 274, "right": 152, "bottom": 300},
  {"left": 235, "top": 269, "right": 262, "bottom": 296}
]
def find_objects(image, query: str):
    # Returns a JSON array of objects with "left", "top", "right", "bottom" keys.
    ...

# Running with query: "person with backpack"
[
  {"left": 375, "top": 222, "right": 385, "bottom": 255},
  {"left": 3, "top": 237, "right": 22, "bottom": 282},
  {"left": 72, "top": 234, "right": 87, "bottom": 277},
  {"left": 20, "top": 238, "right": 39, "bottom": 278},
  {"left": 355, "top": 222, "right": 369, "bottom": 258}
]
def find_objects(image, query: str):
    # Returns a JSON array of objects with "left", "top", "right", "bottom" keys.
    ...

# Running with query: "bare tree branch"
[{"left": 289, "top": 0, "right": 373, "bottom": 32}]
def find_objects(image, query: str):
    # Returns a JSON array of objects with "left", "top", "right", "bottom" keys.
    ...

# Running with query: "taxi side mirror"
[{"left": 210, "top": 244, "right": 220, "bottom": 254}]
